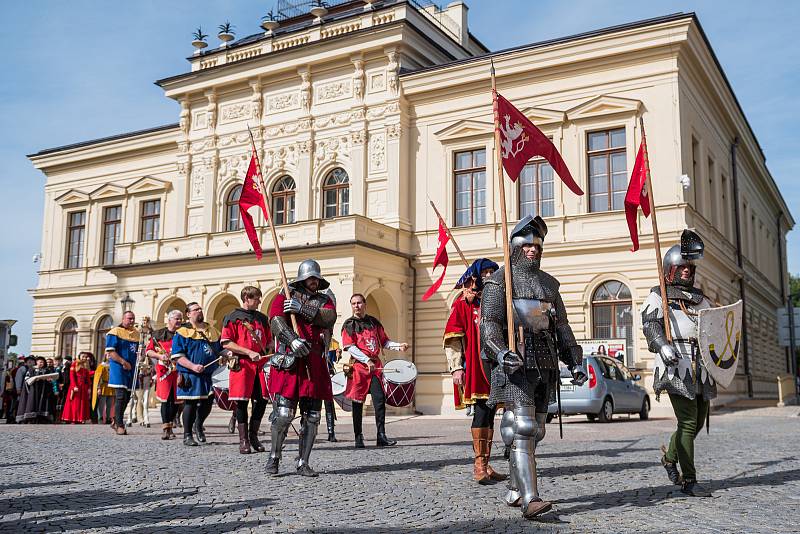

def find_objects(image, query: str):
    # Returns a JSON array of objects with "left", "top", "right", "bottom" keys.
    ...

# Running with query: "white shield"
[{"left": 698, "top": 300, "right": 743, "bottom": 389}]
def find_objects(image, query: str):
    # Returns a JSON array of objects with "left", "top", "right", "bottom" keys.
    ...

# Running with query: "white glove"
[
  {"left": 290, "top": 338, "right": 310, "bottom": 357},
  {"left": 283, "top": 298, "right": 302, "bottom": 314},
  {"left": 659, "top": 344, "right": 679, "bottom": 367}
]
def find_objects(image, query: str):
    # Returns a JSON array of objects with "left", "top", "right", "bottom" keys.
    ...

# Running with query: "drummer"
[
  {"left": 221, "top": 286, "right": 272, "bottom": 455},
  {"left": 342, "top": 293, "right": 409, "bottom": 448},
  {"left": 146, "top": 309, "right": 184, "bottom": 440}
]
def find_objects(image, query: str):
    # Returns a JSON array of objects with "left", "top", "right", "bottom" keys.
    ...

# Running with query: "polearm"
[
  {"left": 429, "top": 200, "right": 470, "bottom": 269},
  {"left": 640, "top": 117, "right": 672, "bottom": 344},
  {"left": 247, "top": 127, "right": 310, "bottom": 379},
  {"left": 490, "top": 61, "right": 516, "bottom": 351}
]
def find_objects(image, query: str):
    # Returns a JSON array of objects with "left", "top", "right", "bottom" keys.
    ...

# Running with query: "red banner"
[
  {"left": 239, "top": 153, "right": 268, "bottom": 259},
  {"left": 422, "top": 221, "right": 450, "bottom": 301},
  {"left": 624, "top": 141, "right": 651, "bottom": 251}
]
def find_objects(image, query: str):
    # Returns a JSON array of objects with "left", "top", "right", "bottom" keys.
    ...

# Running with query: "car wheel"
[
  {"left": 639, "top": 398, "right": 650, "bottom": 420},
  {"left": 586, "top": 414, "right": 596, "bottom": 422},
  {"left": 597, "top": 398, "right": 613, "bottom": 423},
  {"left": 546, "top": 413, "right": 554, "bottom": 424}
]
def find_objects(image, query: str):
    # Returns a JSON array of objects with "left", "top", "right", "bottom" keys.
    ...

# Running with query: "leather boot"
[
  {"left": 183, "top": 433, "right": 199, "bottom": 446},
  {"left": 227, "top": 413, "right": 236, "bottom": 434},
  {"left": 161, "top": 423, "right": 170, "bottom": 441},
  {"left": 326, "top": 411, "right": 337, "bottom": 442},
  {"left": 249, "top": 418, "right": 266, "bottom": 453},
  {"left": 471, "top": 428, "right": 490, "bottom": 484},
  {"left": 522, "top": 499, "right": 553, "bottom": 519},
  {"left": 661, "top": 444, "right": 682, "bottom": 485},
  {"left": 167, "top": 423, "right": 176, "bottom": 440},
  {"left": 238, "top": 422, "right": 252, "bottom": 454},
  {"left": 485, "top": 429, "right": 508, "bottom": 481},
  {"left": 354, "top": 433, "right": 365, "bottom": 449},
  {"left": 376, "top": 433, "right": 397, "bottom": 447}
]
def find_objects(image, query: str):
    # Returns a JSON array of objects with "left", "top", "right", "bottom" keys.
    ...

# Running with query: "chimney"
[{"left": 446, "top": 1, "right": 469, "bottom": 47}]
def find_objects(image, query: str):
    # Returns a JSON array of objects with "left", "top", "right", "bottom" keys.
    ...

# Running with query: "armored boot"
[
  {"left": 485, "top": 429, "right": 508, "bottom": 481},
  {"left": 326, "top": 410, "right": 337, "bottom": 442},
  {"left": 296, "top": 410, "right": 321, "bottom": 477},
  {"left": 500, "top": 410, "right": 521, "bottom": 506},
  {"left": 238, "top": 422, "right": 252, "bottom": 454},
  {"left": 510, "top": 409, "right": 552, "bottom": 519},
  {"left": 471, "top": 428, "right": 490, "bottom": 484},
  {"left": 249, "top": 417, "right": 266, "bottom": 453},
  {"left": 267, "top": 397, "right": 295, "bottom": 476}
]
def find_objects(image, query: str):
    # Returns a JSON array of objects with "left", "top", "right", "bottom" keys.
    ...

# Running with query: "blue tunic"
[
  {"left": 105, "top": 326, "right": 140, "bottom": 390},
  {"left": 172, "top": 324, "right": 221, "bottom": 400}
]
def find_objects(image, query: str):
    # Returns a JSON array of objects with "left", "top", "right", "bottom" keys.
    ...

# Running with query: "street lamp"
[{"left": 120, "top": 293, "right": 134, "bottom": 316}]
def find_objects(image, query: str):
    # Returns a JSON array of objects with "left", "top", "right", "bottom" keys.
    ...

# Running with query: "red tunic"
[
  {"left": 267, "top": 292, "right": 333, "bottom": 401},
  {"left": 61, "top": 363, "right": 91, "bottom": 423},
  {"left": 221, "top": 309, "right": 271, "bottom": 401},
  {"left": 444, "top": 296, "right": 490, "bottom": 408},
  {"left": 341, "top": 315, "right": 389, "bottom": 403},
  {"left": 147, "top": 334, "right": 180, "bottom": 403}
]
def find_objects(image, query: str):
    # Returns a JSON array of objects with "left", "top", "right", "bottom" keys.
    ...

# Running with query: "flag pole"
[
  {"left": 490, "top": 60, "right": 516, "bottom": 350},
  {"left": 639, "top": 117, "right": 672, "bottom": 343},
  {"left": 429, "top": 200, "right": 470, "bottom": 269}
]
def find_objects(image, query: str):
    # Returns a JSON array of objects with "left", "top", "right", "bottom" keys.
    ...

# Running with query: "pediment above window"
[
  {"left": 434, "top": 119, "right": 494, "bottom": 141},
  {"left": 55, "top": 189, "right": 90, "bottom": 205},
  {"left": 89, "top": 183, "right": 126, "bottom": 200},
  {"left": 127, "top": 175, "right": 171, "bottom": 194},
  {"left": 516, "top": 107, "right": 566, "bottom": 126},
  {"left": 566, "top": 95, "right": 642, "bottom": 121}
]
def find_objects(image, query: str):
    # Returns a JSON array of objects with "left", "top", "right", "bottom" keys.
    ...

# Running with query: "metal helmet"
[
  {"left": 509, "top": 215, "right": 548, "bottom": 250},
  {"left": 291, "top": 259, "right": 330, "bottom": 290},
  {"left": 663, "top": 229, "right": 704, "bottom": 287}
]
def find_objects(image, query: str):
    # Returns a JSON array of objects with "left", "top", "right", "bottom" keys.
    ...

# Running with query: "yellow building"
[{"left": 28, "top": 2, "right": 793, "bottom": 414}]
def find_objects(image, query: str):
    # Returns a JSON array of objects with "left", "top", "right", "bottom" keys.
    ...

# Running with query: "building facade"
[{"left": 28, "top": 1, "right": 793, "bottom": 414}]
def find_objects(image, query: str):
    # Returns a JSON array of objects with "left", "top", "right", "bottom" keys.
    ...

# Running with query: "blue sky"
[{"left": 1, "top": 1, "right": 797, "bottom": 354}]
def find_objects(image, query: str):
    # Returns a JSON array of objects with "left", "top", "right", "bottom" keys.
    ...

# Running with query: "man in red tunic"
[
  {"left": 443, "top": 258, "right": 506, "bottom": 484},
  {"left": 342, "top": 293, "right": 409, "bottom": 448},
  {"left": 146, "top": 309, "right": 183, "bottom": 440},
  {"left": 267, "top": 260, "right": 337, "bottom": 477},
  {"left": 221, "top": 286, "right": 272, "bottom": 455}
]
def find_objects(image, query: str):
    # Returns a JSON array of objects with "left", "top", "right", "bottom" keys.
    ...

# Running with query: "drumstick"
[{"left": 203, "top": 355, "right": 224, "bottom": 370}]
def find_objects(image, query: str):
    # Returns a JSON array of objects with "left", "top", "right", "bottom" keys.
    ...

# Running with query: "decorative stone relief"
[
  {"left": 314, "top": 79, "right": 352, "bottom": 104},
  {"left": 178, "top": 141, "right": 189, "bottom": 155},
  {"left": 386, "top": 50, "right": 399, "bottom": 96},
  {"left": 206, "top": 92, "right": 218, "bottom": 130},
  {"left": 387, "top": 123, "right": 402, "bottom": 139},
  {"left": 220, "top": 102, "right": 251, "bottom": 123},
  {"left": 179, "top": 99, "right": 190, "bottom": 136},
  {"left": 350, "top": 130, "right": 367, "bottom": 147},
  {"left": 297, "top": 140, "right": 313, "bottom": 154},
  {"left": 352, "top": 58, "right": 365, "bottom": 103},
  {"left": 266, "top": 118, "right": 312, "bottom": 137},
  {"left": 250, "top": 80, "right": 263, "bottom": 120},
  {"left": 264, "top": 145, "right": 298, "bottom": 170},
  {"left": 190, "top": 167, "right": 206, "bottom": 202},
  {"left": 219, "top": 132, "right": 250, "bottom": 147},
  {"left": 366, "top": 101, "right": 399, "bottom": 120},
  {"left": 267, "top": 91, "right": 300, "bottom": 112},
  {"left": 314, "top": 135, "right": 351, "bottom": 163},
  {"left": 314, "top": 109, "right": 364, "bottom": 129},
  {"left": 369, "top": 132, "right": 386, "bottom": 172},
  {"left": 192, "top": 111, "right": 208, "bottom": 130},
  {"left": 176, "top": 161, "right": 190, "bottom": 177},
  {"left": 369, "top": 73, "right": 385, "bottom": 92},
  {"left": 299, "top": 70, "right": 311, "bottom": 112},
  {"left": 218, "top": 152, "right": 251, "bottom": 182}
]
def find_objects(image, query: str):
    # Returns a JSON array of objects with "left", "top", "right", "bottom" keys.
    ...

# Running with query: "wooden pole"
[
  {"left": 429, "top": 200, "right": 470, "bottom": 269},
  {"left": 639, "top": 117, "right": 672, "bottom": 343},
  {"left": 490, "top": 61, "right": 516, "bottom": 350}
]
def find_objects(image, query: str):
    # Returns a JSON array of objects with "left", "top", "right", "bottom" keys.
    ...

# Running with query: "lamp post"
[{"left": 120, "top": 293, "right": 134, "bottom": 317}]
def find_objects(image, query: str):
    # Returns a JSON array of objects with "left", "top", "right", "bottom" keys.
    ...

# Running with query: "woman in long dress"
[{"left": 61, "top": 353, "right": 92, "bottom": 423}]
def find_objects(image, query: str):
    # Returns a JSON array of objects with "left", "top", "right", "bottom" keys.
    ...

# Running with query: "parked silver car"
[{"left": 547, "top": 356, "right": 650, "bottom": 422}]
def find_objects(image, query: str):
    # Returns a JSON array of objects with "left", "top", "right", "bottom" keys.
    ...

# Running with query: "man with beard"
[
  {"left": 172, "top": 303, "right": 222, "bottom": 446},
  {"left": 480, "top": 215, "right": 587, "bottom": 519},
  {"left": 221, "top": 286, "right": 271, "bottom": 454},
  {"left": 266, "top": 260, "right": 337, "bottom": 477},
  {"left": 642, "top": 230, "right": 716, "bottom": 497},
  {"left": 106, "top": 311, "right": 140, "bottom": 436},
  {"left": 342, "top": 293, "right": 409, "bottom": 448},
  {"left": 146, "top": 309, "right": 184, "bottom": 440},
  {"left": 444, "top": 258, "right": 505, "bottom": 484}
]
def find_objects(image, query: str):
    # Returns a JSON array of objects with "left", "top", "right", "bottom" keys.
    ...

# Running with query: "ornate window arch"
[
  {"left": 94, "top": 315, "right": 113, "bottom": 356},
  {"left": 322, "top": 168, "right": 349, "bottom": 219},
  {"left": 59, "top": 318, "right": 78, "bottom": 358},
  {"left": 591, "top": 281, "right": 634, "bottom": 365},
  {"left": 225, "top": 184, "right": 243, "bottom": 232},
  {"left": 272, "top": 176, "right": 296, "bottom": 225}
]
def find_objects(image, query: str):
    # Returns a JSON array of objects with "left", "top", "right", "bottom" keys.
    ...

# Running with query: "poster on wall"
[{"left": 578, "top": 339, "right": 628, "bottom": 367}]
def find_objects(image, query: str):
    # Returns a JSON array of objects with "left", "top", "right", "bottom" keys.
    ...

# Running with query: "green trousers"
[{"left": 665, "top": 393, "right": 709, "bottom": 481}]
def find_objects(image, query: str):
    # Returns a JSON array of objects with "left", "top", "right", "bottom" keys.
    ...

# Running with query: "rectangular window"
[
  {"left": 519, "top": 159, "right": 555, "bottom": 218},
  {"left": 66, "top": 211, "right": 86, "bottom": 269},
  {"left": 587, "top": 127, "right": 626, "bottom": 212},
  {"left": 707, "top": 157, "right": 716, "bottom": 225},
  {"left": 691, "top": 136, "right": 700, "bottom": 209},
  {"left": 721, "top": 174, "right": 730, "bottom": 239},
  {"left": 140, "top": 200, "right": 160, "bottom": 242},
  {"left": 101, "top": 205, "right": 121, "bottom": 265},
  {"left": 454, "top": 149, "right": 486, "bottom": 227}
]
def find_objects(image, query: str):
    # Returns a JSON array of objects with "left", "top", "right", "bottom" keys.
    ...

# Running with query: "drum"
[
  {"left": 211, "top": 366, "right": 235, "bottom": 411},
  {"left": 330, "top": 371, "right": 352, "bottom": 412},
  {"left": 382, "top": 359, "right": 418, "bottom": 408}
]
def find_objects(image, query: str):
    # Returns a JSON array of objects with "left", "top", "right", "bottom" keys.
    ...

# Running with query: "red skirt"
[
  {"left": 61, "top": 386, "right": 90, "bottom": 423},
  {"left": 268, "top": 351, "right": 332, "bottom": 401},
  {"left": 155, "top": 363, "right": 181, "bottom": 403},
  {"left": 228, "top": 357, "right": 268, "bottom": 401},
  {"left": 345, "top": 359, "right": 382, "bottom": 403}
]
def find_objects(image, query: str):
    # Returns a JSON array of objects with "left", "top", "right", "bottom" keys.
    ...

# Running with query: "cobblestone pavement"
[{"left": 1, "top": 406, "right": 799, "bottom": 533}]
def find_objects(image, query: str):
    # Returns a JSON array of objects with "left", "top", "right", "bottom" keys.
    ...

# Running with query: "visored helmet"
[
  {"left": 290, "top": 259, "right": 330, "bottom": 290},
  {"left": 509, "top": 215, "right": 548, "bottom": 250},
  {"left": 663, "top": 230, "right": 704, "bottom": 287}
]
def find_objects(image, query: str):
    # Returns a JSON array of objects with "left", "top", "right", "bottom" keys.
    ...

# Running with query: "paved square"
[{"left": 1, "top": 407, "right": 799, "bottom": 533}]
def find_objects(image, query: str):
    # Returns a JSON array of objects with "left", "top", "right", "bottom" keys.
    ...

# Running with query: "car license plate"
[{"left": 560, "top": 384, "right": 575, "bottom": 392}]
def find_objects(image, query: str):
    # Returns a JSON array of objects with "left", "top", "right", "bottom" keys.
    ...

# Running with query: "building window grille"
[
  {"left": 454, "top": 149, "right": 486, "bottom": 227},
  {"left": 272, "top": 176, "right": 296, "bottom": 225},
  {"left": 140, "top": 200, "right": 160, "bottom": 241},
  {"left": 101, "top": 206, "right": 121, "bottom": 265},
  {"left": 323, "top": 168, "right": 349, "bottom": 219},
  {"left": 587, "top": 127, "right": 626, "bottom": 212},
  {"left": 66, "top": 211, "right": 86, "bottom": 269}
]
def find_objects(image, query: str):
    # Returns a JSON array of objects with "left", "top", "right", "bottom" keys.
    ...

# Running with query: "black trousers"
[
  {"left": 183, "top": 397, "right": 213, "bottom": 437},
  {"left": 235, "top": 372, "right": 267, "bottom": 425},
  {"left": 352, "top": 376, "right": 387, "bottom": 436},
  {"left": 114, "top": 389, "right": 131, "bottom": 427},
  {"left": 160, "top": 388, "right": 179, "bottom": 425},
  {"left": 470, "top": 399, "right": 497, "bottom": 429}
]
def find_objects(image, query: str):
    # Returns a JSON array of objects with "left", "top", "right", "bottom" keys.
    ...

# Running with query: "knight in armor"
[
  {"left": 642, "top": 229, "right": 715, "bottom": 497},
  {"left": 221, "top": 286, "right": 272, "bottom": 455},
  {"left": 146, "top": 309, "right": 184, "bottom": 440},
  {"left": 480, "top": 215, "right": 587, "bottom": 519},
  {"left": 443, "top": 258, "right": 507, "bottom": 484},
  {"left": 267, "top": 260, "right": 338, "bottom": 477}
]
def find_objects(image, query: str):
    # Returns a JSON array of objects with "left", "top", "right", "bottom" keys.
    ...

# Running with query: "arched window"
[
  {"left": 272, "top": 176, "right": 296, "bottom": 225},
  {"left": 591, "top": 281, "right": 634, "bottom": 365},
  {"left": 94, "top": 315, "right": 113, "bottom": 356},
  {"left": 59, "top": 318, "right": 78, "bottom": 359},
  {"left": 225, "top": 185, "right": 243, "bottom": 232},
  {"left": 322, "top": 168, "right": 349, "bottom": 219}
]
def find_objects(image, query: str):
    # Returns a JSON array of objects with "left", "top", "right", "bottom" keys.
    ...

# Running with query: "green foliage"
[
  {"left": 262, "top": 10, "right": 276, "bottom": 21},
  {"left": 192, "top": 27, "right": 208, "bottom": 41},
  {"left": 791, "top": 273, "right": 800, "bottom": 306},
  {"left": 218, "top": 21, "right": 235, "bottom": 35}
]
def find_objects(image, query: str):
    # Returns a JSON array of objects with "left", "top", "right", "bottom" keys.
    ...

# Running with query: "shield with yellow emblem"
[{"left": 697, "top": 300, "right": 743, "bottom": 389}]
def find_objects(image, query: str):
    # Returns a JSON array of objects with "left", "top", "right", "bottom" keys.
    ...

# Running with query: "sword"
[{"left": 556, "top": 371, "right": 563, "bottom": 440}]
